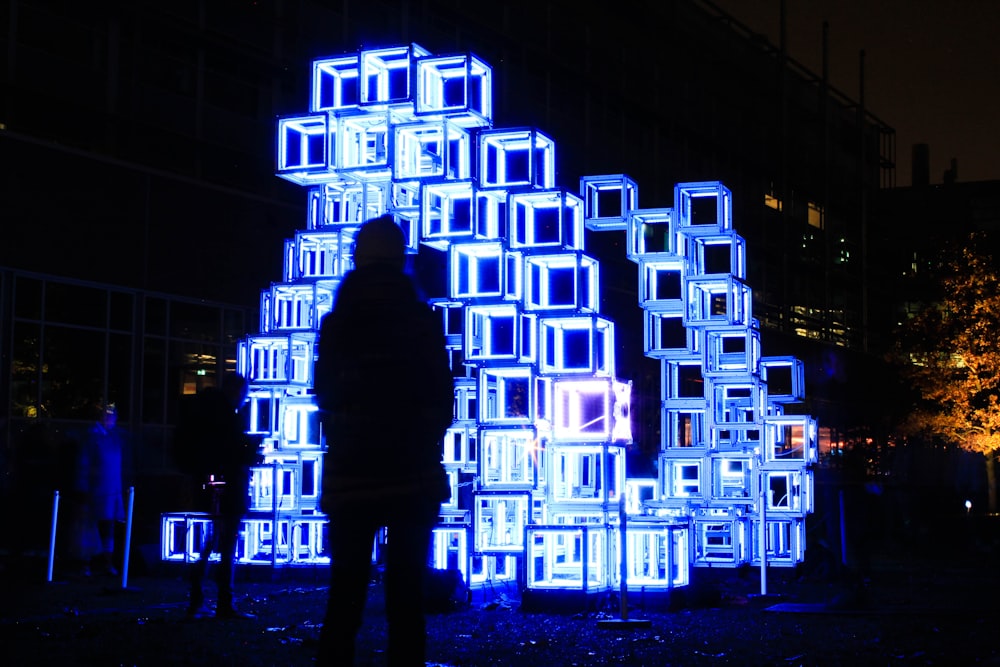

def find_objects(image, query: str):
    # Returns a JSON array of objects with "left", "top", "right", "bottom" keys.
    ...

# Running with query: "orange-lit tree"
[{"left": 895, "top": 233, "right": 1000, "bottom": 512}]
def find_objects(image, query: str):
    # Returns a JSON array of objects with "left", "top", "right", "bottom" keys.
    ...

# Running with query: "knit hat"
[{"left": 353, "top": 214, "right": 406, "bottom": 268}]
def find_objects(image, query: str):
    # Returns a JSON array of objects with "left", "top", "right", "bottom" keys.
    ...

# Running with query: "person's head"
[
  {"left": 221, "top": 373, "right": 249, "bottom": 410},
  {"left": 352, "top": 214, "right": 406, "bottom": 270},
  {"left": 95, "top": 402, "right": 117, "bottom": 429}
]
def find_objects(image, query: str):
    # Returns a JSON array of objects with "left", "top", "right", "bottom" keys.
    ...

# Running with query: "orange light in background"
[{"left": 817, "top": 426, "right": 842, "bottom": 458}]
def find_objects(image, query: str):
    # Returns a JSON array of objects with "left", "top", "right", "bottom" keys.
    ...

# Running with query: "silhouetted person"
[
  {"left": 184, "top": 373, "right": 261, "bottom": 619},
  {"left": 315, "top": 214, "right": 454, "bottom": 667},
  {"left": 73, "top": 403, "right": 125, "bottom": 576}
]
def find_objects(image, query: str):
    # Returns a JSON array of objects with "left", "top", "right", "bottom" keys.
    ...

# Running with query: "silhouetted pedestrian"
[
  {"left": 181, "top": 373, "right": 261, "bottom": 619},
  {"left": 315, "top": 214, "right": 454, "bottom": 666},
  {"left": 73, "top": 403, "right": 125, "bottom": 576}
]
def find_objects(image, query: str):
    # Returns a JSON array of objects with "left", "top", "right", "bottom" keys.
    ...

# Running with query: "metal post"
[
  {"left": 122, "top": 486, "right": 135, "bottom": 589},
  {"left": 47, "top": 490, "right": 60, "bottom": 583},
  {"left": 759, "top": 488, "right": 767, "bottom": 596},
  {"left": 619, "top": 494, "right": 629, "bottom": 619},
  {"left": 271, "top": 462, "right": 279, "bottom": 566},
  {"left": 758, "top": 455, "right": 768, "bottom": 596},
  {"left": 597, "top": 493, "right": 650, "bottom": 628}
]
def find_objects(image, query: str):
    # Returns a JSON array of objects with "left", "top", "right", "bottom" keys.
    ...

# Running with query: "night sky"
[{"left": 710, "top": 0, "right": 1000, "bottom": 186}]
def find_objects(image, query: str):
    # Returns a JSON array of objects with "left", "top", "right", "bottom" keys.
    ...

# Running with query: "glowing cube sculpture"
[{"left": 161, "top": 44, "right": 817, "bottom": 594}]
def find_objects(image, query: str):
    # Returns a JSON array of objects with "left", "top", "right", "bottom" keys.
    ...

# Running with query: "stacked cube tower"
[{"left": 160, "top": 44, "right": 817, "bottom": 593}]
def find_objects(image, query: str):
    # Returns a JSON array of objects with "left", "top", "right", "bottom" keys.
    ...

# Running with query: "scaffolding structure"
[{"left": 161, "top": 43, "right": 816, "bottom": 594}]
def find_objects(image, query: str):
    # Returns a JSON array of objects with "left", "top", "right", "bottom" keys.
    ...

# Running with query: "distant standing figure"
[
  {"left": 314, "top": 214, "right": 454, "bottom": 667},
  {"left": 75, "top": 403, "right": 125, "bottom": 576},
  {"left": 183, "top": 373, "right": 261, "bottom": 620}
]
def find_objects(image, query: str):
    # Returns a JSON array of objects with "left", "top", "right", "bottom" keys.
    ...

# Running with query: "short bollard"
[{"left": 47, "top": 489, "right": 60, "bottom": 583}]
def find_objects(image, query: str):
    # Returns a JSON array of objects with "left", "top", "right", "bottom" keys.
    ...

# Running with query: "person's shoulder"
[
  {"left": 338, "top": 266, "right": 421, "bottom": 307},
  {"left": 348, "top": 265, "right": 414, "bottom": 288},
  {"left": 403, "top": 303, "right": 445, "bottom": 349}
]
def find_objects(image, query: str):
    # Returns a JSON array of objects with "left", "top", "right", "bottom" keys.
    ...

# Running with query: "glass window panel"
[
  {"left": 142, "top": 338, "right": 167, "bottom": 423},
  {"left": 224, "top": 308, "right": 248, "bottom": 345},
  {"left": 45, "top": 282, "right": 107, "bottom": 328},
  {"left": 172, "top": 340, "right": 218, "bottom": 398},
  {"left": 42, "top": 326, "right": 105, "bottom": 419},
  {"left": 108, "top": 333, "right": 133, "bottom": 419},
  {"left": 11, "top": 322, "right": 41, "bottom": 418},
  {"left": 145, "top": 297, "right": 167, "bottom": 336},
  {"left": 170, "top": 300, "right": 221, "bottom": 342},
  {"left": 110, "top": 291, "right": 135, "bottom": 332},
  {"left": 14, "top": 276, "right": 43, "bottom": 320}
]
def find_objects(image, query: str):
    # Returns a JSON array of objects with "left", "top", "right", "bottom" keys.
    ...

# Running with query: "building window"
[{"left": 807, "top": 202, "right": 824, "bottom": 229}]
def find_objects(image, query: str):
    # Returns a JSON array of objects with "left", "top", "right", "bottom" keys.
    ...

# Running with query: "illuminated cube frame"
[{"left": 161, "top": 44, "right": 816, "bottom": 593}]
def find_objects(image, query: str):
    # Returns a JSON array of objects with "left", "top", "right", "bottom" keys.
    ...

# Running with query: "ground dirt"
[{"left": 3, "top": 522, "right": 999, "bottom": 666}]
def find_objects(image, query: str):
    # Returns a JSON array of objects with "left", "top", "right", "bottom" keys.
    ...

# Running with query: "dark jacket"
[
  {"left": 76, "top": 422, "right": 125, "bottom": 522},
  {"left": 315, "top": 264, "right": 454, "bottom": 510},
  {"left": 184, "top": 386, "right": 259, "bottom": 516}
]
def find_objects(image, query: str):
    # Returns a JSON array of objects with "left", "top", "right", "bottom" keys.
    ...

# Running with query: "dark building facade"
[
  {"left": 1, "top": 0, "right": 897, "bottom": 544},
  {"left": 873, "top": 174, "right": 1000, "bottom": 322}
]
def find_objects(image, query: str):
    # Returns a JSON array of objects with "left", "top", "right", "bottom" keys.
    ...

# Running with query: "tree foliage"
[{"left": 894, "top": 233, "right": 1000, "bottom": 459}]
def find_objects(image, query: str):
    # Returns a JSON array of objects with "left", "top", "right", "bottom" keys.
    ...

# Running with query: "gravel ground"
[{"left": 3, "top": 530, "right": 999, "bottom": 666}]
